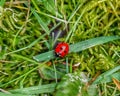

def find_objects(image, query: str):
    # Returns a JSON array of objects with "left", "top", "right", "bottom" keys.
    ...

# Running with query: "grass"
[{"left": 0, "top": 0, "right": 120, "bottom": 96}]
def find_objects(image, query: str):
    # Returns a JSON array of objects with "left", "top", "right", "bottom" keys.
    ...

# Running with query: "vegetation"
[{"left": 0, "top": 0, "right": 120, "bottom": 96}]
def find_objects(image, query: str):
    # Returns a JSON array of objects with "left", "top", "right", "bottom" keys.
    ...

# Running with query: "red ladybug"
[{"left": 55, "top": 42, "right": 69, "bottom": 57}]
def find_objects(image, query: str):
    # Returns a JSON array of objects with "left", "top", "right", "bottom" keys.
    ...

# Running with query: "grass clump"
[{"left": 0, "top": 0, "right": 120, "bottom": 96}]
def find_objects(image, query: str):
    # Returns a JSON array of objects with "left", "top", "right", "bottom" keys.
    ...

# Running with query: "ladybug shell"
[{"left": 55, "top": 42, "right": 69, "bottom": 57}]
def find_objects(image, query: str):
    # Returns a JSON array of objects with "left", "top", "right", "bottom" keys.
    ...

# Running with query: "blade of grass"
[
  {"left": 70, "top": 59, "right": 73, "bottom": 73},
  {"left": 65, "top": 7, "right": 86, "bottom": 42},
  {"left": 9, "top": 83, "right": 56, "bottom": 95},
  {"left": 31, "top": 8, "right": 50, "bottom": 35},
  {"left": 52, "top": 61, "right": 58, "bottom": 83},
  {"left": 0, "top": 92, "right": 28, "bottom": 96},
  {"left": 11, "top": 54, "right": 40, "bottom": 65},
  {"left": 92, "top": 65, "right": 120, "bottom": 84},
  {"left": 5, "top": 33, "right": 47, "bottom": 55},
  {"left": 69, "top": 36, "right": 120, "bottom": 52},
  {"left": 37, "top": 11, "right": 67, "bottom": 23},
  {"left": 67, "top": 1, "right": 86, "bottom": 22},
  {"left": 33, "top": 50, "right": 55, "bottom": 62},
  {"left": 33, "top": 36, "right": 120, "bottom": 62},
  {"left": 12, "top": 24, "right": 26, "bottom": 49},
  {"left": 66, "top": 58, "right": 69, "bottom": 73},
  {"left": 0, "top": 0, "right": 6, "bottom": 6},
  {"left": 42, "top": 0, "right": 62, "bottom": 18},
  {"left": 0, "top": 61, "right": 46, "bottom": 87},
  {"left": 31, "top": 0, "right": 40, "bottom": 12}
]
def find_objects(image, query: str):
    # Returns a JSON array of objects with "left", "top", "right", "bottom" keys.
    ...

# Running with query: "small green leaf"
[
  {"left": 33, "top": 36, "right": 120, "bottom": 62},
  {"left": 55, "top": 72, "right": 88, "bottom": 96},
  {"left": 39, "top": 64, "right": 66, "bottom": 80},
  {"left": 55, "top": 72, "right": 100, "bottom": 96},
  {"left": 55, "top": 74, "right": 81, "bottom": 96}
]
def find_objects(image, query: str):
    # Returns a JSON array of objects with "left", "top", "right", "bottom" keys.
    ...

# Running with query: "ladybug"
[{"left": 55, "top": 42, "right": 69, "bottom": 57}]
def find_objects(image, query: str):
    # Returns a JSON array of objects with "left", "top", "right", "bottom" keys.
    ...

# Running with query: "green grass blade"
[
  {"left": 33, "top": 50, "right": 55, "bottom": 62},
  {"left": 0, "top": 0, "right": 6, "bottom": 6},
  {"left": 33, "top": 36, "right": 120, "bottom": 62},
  {"left": 66, "top": 58, "right": 69, "bottom": 73},
  {"left": 5, "top": 33, "right": 47, "bottom": 55},
  {"left": 11, "top": 54, "right": 40, "bottom": 65},
  {"left": 92, "top": 65, "right": 120, "bottom": 84},
  {"left": 31, "top": 8, "right": 50, "bottom": 35},
  {"left": 65, "top": 7, "right": 86, "bottom": 42},
  {"left": 9, "top": 83, "right": 56, "bottom": 95},
  {"left": 0, "top": 92, "right": 28, "bottom": 96},
  {"left": 69, "top": 36, "right": 120, "bottom": 52},
  {"left": 31, "top": 0, "right": 40, "bottom": 12},
  {"left": 0, "top": 63, "right": 45, "bottom": 87},
  {"left": 42, "top": 0, "right": 62, "bottom": 18}
]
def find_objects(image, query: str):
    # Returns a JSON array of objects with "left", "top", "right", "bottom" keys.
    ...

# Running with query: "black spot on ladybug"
[
  {"left": 60, "top": 47, "right": 63, "bottom": 50},
  {"left": 63, "top": 51, "right": 66, "bottom": 54}
]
